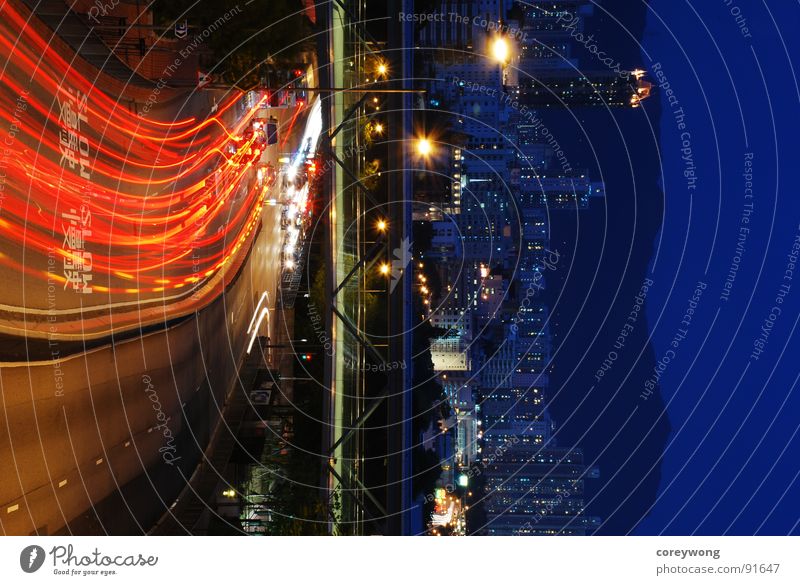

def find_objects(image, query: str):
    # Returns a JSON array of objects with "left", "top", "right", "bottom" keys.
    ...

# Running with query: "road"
[{"left": 0, "top": 1, "right": 316, "bottom": 535}]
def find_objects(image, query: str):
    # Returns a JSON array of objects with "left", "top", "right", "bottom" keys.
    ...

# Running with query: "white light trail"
[
  {"left": 246, "top": 307, "right": 270, "bottom": 354},
  {"left": 247, "top": 291, "right": 269, "bottom": 334}
]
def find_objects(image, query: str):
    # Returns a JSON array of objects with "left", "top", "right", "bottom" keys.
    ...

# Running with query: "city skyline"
[{"left": 0, "top": 0, "right": 797, "bottom": 558}]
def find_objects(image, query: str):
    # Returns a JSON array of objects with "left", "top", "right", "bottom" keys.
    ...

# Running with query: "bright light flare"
[
  {"left": 491, "top": 37, "right": 510, "bottom": 63},
  {"left": 417, "top": 138, "right": 432, "bottom": 156}
]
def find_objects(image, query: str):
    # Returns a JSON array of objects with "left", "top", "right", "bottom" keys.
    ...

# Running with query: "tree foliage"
[{"left": 154, "top": 0, "right": 314, "bottom": 87}]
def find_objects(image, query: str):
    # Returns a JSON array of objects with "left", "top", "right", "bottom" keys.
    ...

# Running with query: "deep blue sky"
[
  {"left": 634, "top": 0, "right": 800, "bottom": 535},
  {"left": 543, "top": 0, "right": 800, "bottom": 535}
]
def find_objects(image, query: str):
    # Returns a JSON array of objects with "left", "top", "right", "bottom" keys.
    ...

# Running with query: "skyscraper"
[
  {"left": 514, "top": 69, "right": 651, "bottom": 108},
  {"left": 518, "top": 170, "right": 603, "bottom": 210},
  {"left": 414, "top": 0, "right": 609, "bottom": 536},
  {"left": 482, "top": 447, "right": 601, "bottom": 535}
]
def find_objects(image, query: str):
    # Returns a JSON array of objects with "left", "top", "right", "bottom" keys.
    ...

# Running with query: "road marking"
[
  {"left": 95, "top": 458, "right": 103, "bottom": 465},
  {"left": 7, "top": 504, "right": 19, "bottom": 513},
  {"left": 58, "top": 479, "right": 68, "bottom": 488},
  {"left": 124, "top": 440, "right": 131, "bottom": 447}
]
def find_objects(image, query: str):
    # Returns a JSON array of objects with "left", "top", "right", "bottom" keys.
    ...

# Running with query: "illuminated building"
[
  {"left": 514, "top": 69, "right": 651, "bottom": 108},
  {"left": 518, "top": 170, "right": 605, "bottom": 210},
  {"left": 482, "top": 447, "right": 601, "bottom": 535}
]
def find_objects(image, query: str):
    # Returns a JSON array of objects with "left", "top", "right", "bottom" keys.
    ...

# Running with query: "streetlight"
[
  {"left": 491, "top": 37, "right": 510, "bottom": 64},
  {"left": 373, "top": 123, "right": 384, "bottom": 135},
  {"left": 377, "top": 62, "right": 388, "bottom": 77},
  {"left": 376, "top": 219, "right": 387, "bottom": 232},
  {"left": 416, "top": 137, "right": 433, "bottom": 157},
  {"left": 379, "top": 263, "right": 390, "bottom": 275}
]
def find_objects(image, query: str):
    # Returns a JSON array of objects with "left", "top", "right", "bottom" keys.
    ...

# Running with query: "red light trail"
[{"left": 0, "top": 2, "right": 289, "bottom": 297}]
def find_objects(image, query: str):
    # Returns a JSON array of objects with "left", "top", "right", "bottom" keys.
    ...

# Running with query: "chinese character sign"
[
  {"left": 58, "top": 88, "right": 90, "bottom": 180},
  {"left": 62, "top": 204, "right": 92, "bottom": 293}
]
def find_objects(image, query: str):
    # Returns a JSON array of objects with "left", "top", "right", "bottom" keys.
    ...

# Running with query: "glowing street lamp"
[
  {"left": 377, "top": 62, "right": 388, "bottom": 77},
  {"left": 376, "top": 219, "right": 387, "bottom": 232},
  {"left": 491, "top": 37, "right": 510, "bottom": 64},
  {"left": 417, "top": 137, "right": 432, "bottom": 156},
  {"left": 373, "top": 123, "right": 384, "bottom": 135},
  {"left": 379, "top": 263, "right": 390, "bottom": 275}
]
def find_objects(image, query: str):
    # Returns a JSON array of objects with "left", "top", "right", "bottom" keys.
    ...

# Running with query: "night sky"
[{"left": 545, "top": 0, "right": 800, "bottom": 535}]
